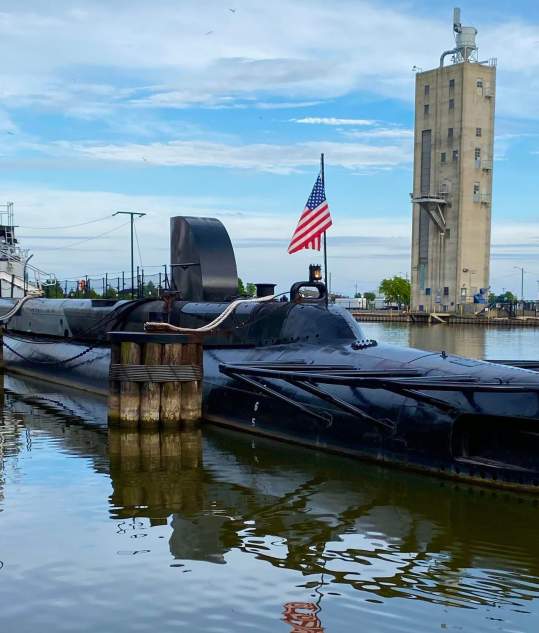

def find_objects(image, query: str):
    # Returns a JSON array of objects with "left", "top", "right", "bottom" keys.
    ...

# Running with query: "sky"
[{"left": 2, "top": 0, "right": 539, "bottom": 297}]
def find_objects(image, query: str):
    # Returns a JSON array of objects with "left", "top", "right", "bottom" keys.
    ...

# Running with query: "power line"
[
  {"left": 38, "top": 220, "right": 131, "bottom": 251},
  {"left": 19, "top": 214, "right": 113, "bottom": 230}
]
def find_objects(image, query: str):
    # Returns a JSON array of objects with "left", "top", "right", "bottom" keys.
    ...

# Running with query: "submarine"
[{"left": 1, "top": 216, "right": 539, "bottom": 492}]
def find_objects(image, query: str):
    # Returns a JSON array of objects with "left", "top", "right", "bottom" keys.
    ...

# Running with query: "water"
[
  {"left": 360, "top": 321, "right": 539, "bottom": 361},
  {"left": 1, "top": 366, "right": 539, "bottom": 633}
]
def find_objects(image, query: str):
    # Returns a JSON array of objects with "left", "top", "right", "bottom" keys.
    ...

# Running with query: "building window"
[
  {"left": 449, "top": 78, "right": 455, "bottom": 91},
  {"left": 445, "top": 228, "right": 451, "bottom": 240},
  {"left": 476, "top": 79, "right": 483, "bottom": 96},
  {"left": 476, "top": 127, "right": 482, "bottom": 137},
  {"left": 444, "top": 287, "right": 449, "bottom": 296},
  {"left": 449, "top": 98, "right": 454, "bottom": 110},
  {"left": 448, "top": 127, "right": 454, "bottom": 139},
  {"left": 441, "top": 152, "right": 446, "bottom": 163},
  {"left": 473, "top": 183, "right": 480, "bottom": 194},
  {"left": 424, "top": 84, "right": 430, "bottom": 97},
  {"left": 425, "top": 288, "right": 431, "bottom": 296},
  {"left": 424, "top": 104, "right": 430, "bottom": 116},
  {"left": 452, "top": 149, "right": 459, "bottom": 161}
]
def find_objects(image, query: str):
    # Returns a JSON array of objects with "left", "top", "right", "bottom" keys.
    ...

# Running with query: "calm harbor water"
[
  {"left": 1, "top": 324, "right": 539, "bottom": 633},
  {"left": 360, "top": 321, "right": 539, "bottom": 361}
]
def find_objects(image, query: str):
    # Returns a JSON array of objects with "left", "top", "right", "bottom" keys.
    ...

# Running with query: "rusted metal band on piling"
[{"left": 109, "top": 365, "right": 202, "bottom": 382}]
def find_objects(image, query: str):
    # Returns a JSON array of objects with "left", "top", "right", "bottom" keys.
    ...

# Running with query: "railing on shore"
[{"left": 42, "top": 266, "right": 172, "bottom": 299}]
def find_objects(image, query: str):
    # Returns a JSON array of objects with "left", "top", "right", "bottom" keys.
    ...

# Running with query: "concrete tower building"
[{"left": 410, "top": 8, "right": 496, "bottom": 312}]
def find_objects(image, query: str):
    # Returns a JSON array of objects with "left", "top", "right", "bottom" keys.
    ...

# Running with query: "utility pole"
[
  {"left": 514, "top": 266, "right": 525, "bottom": 300},
  {"left": 113, "top": 211, "right": 146, "bottom": 299}
]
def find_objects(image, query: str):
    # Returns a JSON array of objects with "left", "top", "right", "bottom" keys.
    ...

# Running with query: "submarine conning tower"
[{"left": 170, "top": 216, "right": 239, "bottom": 302}]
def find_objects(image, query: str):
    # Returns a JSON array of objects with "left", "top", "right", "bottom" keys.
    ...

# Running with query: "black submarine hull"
[{"left": 2, "top": 295, "right": 539, "bottom": 493}]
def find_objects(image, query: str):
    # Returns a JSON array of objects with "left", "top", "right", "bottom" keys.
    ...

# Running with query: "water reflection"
[
  {"left": 283, "top": 602, "right": 324, "bottom": 632},
  {"left": 408, "top": 324, "right": 486, "bottom": 358},
  {"left": 362, "top": 321, "right": 539, "bottom": 361},
  {"left": 2, "top": 377, "right": 539, "bottom": 631},
  {"left": 104, "top": 423, "right": 539, "bottom": 612}
]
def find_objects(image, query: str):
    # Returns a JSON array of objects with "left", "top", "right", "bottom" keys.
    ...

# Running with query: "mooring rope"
[
  {"left": 144, "top": 293, "right": 279, "bottom": 334},
  {"left": 0, "top": 292, "right": 43, "bottom": 323}
]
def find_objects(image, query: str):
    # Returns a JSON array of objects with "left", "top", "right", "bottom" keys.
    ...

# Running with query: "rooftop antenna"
[{"left": 440, "top": 7, "right": 478, "bottom": 67}]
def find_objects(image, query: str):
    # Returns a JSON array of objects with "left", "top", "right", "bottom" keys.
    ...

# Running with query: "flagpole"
[{"left": 320, "top": 153, "right": 329, "bottom": 305}]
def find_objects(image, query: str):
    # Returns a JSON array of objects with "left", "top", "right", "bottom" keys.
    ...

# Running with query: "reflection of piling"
[
  {"left": 108, "top": 428, "right": 203, "bottom": 518},
  {"left": 108, "top": 332, "right": 203, "bottom": 428}
]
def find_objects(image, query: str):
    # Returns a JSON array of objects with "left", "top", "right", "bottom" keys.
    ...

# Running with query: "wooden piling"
[
  {"left": 180, "top": 342, "right": 202, "bottom": 426},
  {"left": 120, "top": 340, "right": 141, "bottom": 425},
  {"left": 108, "top": 331, "right": 203, "bottom": 428},
  {"left": 108, "top": 341, "right": 121, "bottom": 424},
  {"left": 160, "top": 343, "right": 183, "bottom": 426},
  {"left": 140, "top": 342, "right": 162, "bottom": 426}
]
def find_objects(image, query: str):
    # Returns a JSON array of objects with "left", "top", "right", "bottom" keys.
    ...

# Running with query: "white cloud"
[
  {"left": 293, "top": 117, "right": 376, "bottom": 126},
  {"left": 344, "top": 128, "right": 414, "bottom": 139},
  {"left": 0, "top": 1, "right": 536, "bottom": 123},
  {"left": 0, "top": 1, "right": 445, "bottom": 115},
  {"left": 49, "top": 138, "right": 413, "bottom": 174}
]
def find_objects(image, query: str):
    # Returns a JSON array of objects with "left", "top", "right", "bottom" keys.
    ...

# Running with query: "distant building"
[{"left": 410, "top": 8, "right": 496, "bottom": 312}]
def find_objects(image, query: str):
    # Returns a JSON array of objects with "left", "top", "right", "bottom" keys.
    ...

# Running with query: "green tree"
[
  {"left": 354, "top": 292, "right": 362, "bottom": 298},
  {"left": 238, "top": 278, "right": 257, "bottom": 297},
  {"left": 363, "top": 291, "right": 376, "bottom": 303},
  {"left": 43, "top": 280, "right": 65, "bottom": 298},
  {"left": 143, "top": 280, "right": 157, "bottom": 297},
  {"left": 496, "top": 291, "right": 517, "bottom": 303},
  {"left": 103, "top": 286, "right": 118, "bottom": 299},
  {"left": 378, "top": 276, "right": 411, "bottom": 308}
]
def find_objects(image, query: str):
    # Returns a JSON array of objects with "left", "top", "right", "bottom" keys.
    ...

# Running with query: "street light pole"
[{"left": 113, "top": 211, "right": 146, "bottom": 299}]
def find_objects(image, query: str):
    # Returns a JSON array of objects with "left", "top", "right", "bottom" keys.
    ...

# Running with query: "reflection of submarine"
[
  {"left": 4, "top": 378, "right": 539, "bottom": 610},
  {"left": 1, "top": 216, "right": 539, "bottom": 492}
]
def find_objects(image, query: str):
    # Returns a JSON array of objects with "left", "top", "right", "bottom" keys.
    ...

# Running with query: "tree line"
[{"left": 354, "top": 275, "right": 411, "bottom": 308}]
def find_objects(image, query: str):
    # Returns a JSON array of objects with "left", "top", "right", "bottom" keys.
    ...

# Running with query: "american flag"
[{"left": 288, "top": 173, "right": 332, "bottom": 254}]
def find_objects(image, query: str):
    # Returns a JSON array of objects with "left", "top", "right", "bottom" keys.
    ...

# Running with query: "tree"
[
  {"left": 496, "top": 291, "right": 517, "bottom": 303},
  {"left": 363, "top": 291, "right": 376, "bottom": 303},
  {"left": 103, "top": 286, "right": 118, "bottom": 299},
  {"left": 43, "top": 280, "right": 65, "bottom": 298},
  {"left": 378, "top": 276, "right": 411, "bottom": 308},
  {"left": 143, "top": 280, "right": 157, "bottom": 297},
  {"left": 238, "top": 278, "right": 246, "bottom": 295},
  {"left": 354, "top": 292, "right": 362, "bottom": 298},
  {"left": 238, "top": 278, "right": 257, "bottom": 297}
]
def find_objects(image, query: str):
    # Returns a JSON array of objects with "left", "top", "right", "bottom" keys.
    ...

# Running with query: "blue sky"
[{"left": 2, "top": 0, "right": 539, "bottom": 297}]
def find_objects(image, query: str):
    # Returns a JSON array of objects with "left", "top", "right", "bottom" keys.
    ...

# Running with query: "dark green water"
[{"left": 1, "top": 364, "right": 539, "bottom": 633}]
